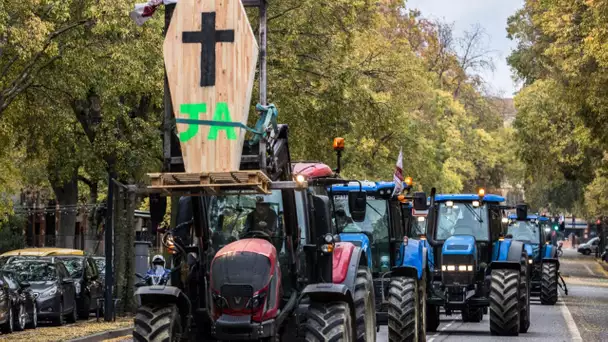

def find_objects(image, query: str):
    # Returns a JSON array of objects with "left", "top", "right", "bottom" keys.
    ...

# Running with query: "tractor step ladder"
[{"left": 147, "top": 170, "right": 271, "bottom": 196}]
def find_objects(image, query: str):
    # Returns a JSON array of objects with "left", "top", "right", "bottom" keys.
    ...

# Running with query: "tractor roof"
[
  {"left": 330, "top": 181, "right": 407, "bottom": 193},
  {"left": 434, "top": 193, "right": 504, "bottom": 203},
  {"left": 507, "top": 214, "right": 550, "bottom": 221}
]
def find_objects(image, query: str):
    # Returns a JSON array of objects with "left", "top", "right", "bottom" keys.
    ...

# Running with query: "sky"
[{"left": 406, "top": 0, "right": 525, "bottom": 98}]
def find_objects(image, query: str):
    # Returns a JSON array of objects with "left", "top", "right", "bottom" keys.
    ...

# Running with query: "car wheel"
[
  {"left": 1, "top": 303, "right": 13, "bottom": 334},
  {"left": 14, "top": 303, "right": 27, "bottom": 331},
  {"left": 583, "top": 249, "right": 591, "bottom": 255},
  {"left": 67, "top": 299, "right": 78, "bottom": 323},
  {"left": 55, "top": 302, "right": 65, "bottom": 326},
  {"left": 26, "top": 304, "right": 37, "bottom": 329}
]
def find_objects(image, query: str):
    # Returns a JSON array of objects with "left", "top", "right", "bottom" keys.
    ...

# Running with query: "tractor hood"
[
  {"left": 442, "top": 235, "right": 477, "bottom": 256},
  {"left": 524, "top": 243, "right": 540, "bottom": 260},
  {"left": 210, "top": 239, "right": 277, "bottom": 297}
]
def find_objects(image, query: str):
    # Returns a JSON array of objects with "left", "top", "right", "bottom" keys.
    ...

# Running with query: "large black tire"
[
  {"left": 354, "top": 267, "right": 376, "bottom": 342},
  {"left": 489, "top": 269, "right": 520, "bottom": 336},
  {"left": 540, "top": 263, "right": 558, "bottom": 305},
  {"left": 388, "top": 277, "right": 416, "bottom": 341},
  {"left": 133, "top": 304, "right": 183, "bottom": 342},
  {"left": 519, "top": 252, "right": 530, "bottom": 333},
  {"left": 304, "top": 301, "right": 354, "bottom": 342},
  {"left": 426, "top": 304, "right": 439, "bottom": 332},
  {"left": 417, "top": 273, "right": 426, "bottom": 342}
]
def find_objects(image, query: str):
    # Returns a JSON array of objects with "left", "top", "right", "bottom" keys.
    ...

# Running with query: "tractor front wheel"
[
  {"left": 133, "top": 304, "right": 182, "bottom": 342},
  {"left": 489, "top": 268, "right": 520, "bottom": 336},
  {"left": 304, "top": 301, "right": 354, "bottom": 342},
  {"left": 519, "top": 252, "right": 531, "bottom": 333},
  {"left": 354, "top": 267, "right": 376, "bottom": 342},
  {"left": 540, "top": 263, "right": 558, "bottom": 305},
  {"left": 387, "top": 276, "right": 417, "bottom": 341}
]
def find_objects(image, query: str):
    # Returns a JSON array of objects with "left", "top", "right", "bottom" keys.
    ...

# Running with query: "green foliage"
[{"left": 0, "top": 214, "right": 26, "bottom": 254}]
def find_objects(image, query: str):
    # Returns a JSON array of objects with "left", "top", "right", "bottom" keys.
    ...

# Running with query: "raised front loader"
[{"left": 424, "top": 189, "right": 532, "bottom": 336}]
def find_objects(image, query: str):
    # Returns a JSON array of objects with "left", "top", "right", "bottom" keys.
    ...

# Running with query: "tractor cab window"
[
  {"left": 410, "top": 215, "right": 427, "bottom": 237},
  {"left": 332, "top": 195, "right": 389, "bottom": 236},
  {"left": 436, "top": 201, "right": 489, "bottom": 241},
  {"left": 506, "top": 220, "right": 540, "bottom": 244},
  {"left": 208, "top": 190, "right": 285, "bottom": 252}
]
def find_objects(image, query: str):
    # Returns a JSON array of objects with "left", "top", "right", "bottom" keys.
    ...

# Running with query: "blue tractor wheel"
[
  {"left": 387, "top": 276, "right": 418, "bottom": 341},
  {"left": 489, "top": 269, "right": 520, "bottom": 335},
  {"left": 540, "top": 263, "right": 558, "bottom": 305},
  {"left": 519, "top": 252, "right": 531, "bottom": 333}
]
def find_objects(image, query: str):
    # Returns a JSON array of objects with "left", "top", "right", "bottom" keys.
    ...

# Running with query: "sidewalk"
[{"left": 0, "top": 317, "right": 133, "bottom": 342}]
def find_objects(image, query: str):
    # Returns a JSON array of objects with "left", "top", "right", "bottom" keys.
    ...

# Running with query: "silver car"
[{"left": 578, "top": 237, "right": 600, "bottom": 255}]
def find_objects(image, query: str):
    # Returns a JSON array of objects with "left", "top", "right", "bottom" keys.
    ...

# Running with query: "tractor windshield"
[
  {"left": 507, "top": 220, "right": 540, "bottom": 244},
  {"left": 208, "top": 190, "right": 284, "bottom": 252},
  {"left": 436, "top": 202, "right": 489, "bottom": 241},
  {"left": 332, "top": 195, "right": 389, "bottom": 237}
]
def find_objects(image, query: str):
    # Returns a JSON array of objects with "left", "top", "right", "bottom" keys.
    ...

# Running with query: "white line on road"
[
  {"left": 583, "top": 264, "right": 595, "bottom": 276},
  {"left": 428, "top": 320, "right": 454, "bottom": 342},
  {"left": 559, "top": 298, "right": 583, "bottom": 342}
]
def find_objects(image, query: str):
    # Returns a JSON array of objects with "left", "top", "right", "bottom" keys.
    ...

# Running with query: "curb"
[{"left": 67, "top": 327, "right": 132, "bottom": 342}]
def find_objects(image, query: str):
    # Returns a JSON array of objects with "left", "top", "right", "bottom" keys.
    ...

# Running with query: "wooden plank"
[
  {"left": 147, "top": 170, "right": 271, "bottom": 195},
  {"left": 164, "top": 0, "right": 259, "bottom": 174}
]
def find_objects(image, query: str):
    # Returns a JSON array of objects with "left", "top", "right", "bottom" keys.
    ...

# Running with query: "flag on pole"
[
  {"left": 130, "top": 0, "right": 178, "bottom": 26},
  {"left": 391, "top": 148, "right": 404, "bottom": 197}
]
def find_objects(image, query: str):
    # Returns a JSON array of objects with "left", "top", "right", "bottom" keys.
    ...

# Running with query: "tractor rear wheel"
[
  {"left": 519, "top": 252, "right": 530, "bottom": 333},
  {"left": 354, "top": 267, "right": 376, "bottom": 342},
  {"left": 426, "top": 304, "right": 439, "bottom": 332},
  {"left": 417, "top": 273, "right": 427, "bottom": 341},
  {"left": 388, "top": 276, "right": 417, "bottom": 341},
  {"left": 133, "top": 304, "right": 182, "bottom": 342},
  {"left": 489, "top": 268, "right": 520, "bottom": 336},
  {"left": 304, "top": 301, "right": 354, "bottom": 342},
  {"left": 540, "top": 263, "right": 558, "bottom": 305}
]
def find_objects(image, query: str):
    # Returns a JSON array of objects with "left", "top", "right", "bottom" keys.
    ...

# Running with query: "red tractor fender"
[{"left": 332, "top": 242, "right": 366, "bottom": 293}]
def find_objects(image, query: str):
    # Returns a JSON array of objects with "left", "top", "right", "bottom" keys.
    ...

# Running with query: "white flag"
[
  {"left": 130, "top": 0, "right": 178, "bottom": 26},
  {"left": 391, "top": 149, "right": 404, "bottom": 197}
]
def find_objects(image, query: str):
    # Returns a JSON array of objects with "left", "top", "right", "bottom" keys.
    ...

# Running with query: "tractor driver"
[{"left": 244, "top": 197, "right": 279, "bottom": 238}]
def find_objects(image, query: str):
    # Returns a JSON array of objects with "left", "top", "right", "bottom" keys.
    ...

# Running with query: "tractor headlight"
[
  {"left": 446, "top": 265, "right": 456, "bottom": 271},
  {"left": 467, "top": 265, "right": 474, "bottom": 271},
  {"left": 528, "top": 258, "right": 533, "bottom": 264}
]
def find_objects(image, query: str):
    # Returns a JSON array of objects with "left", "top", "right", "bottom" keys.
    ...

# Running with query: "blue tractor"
[
  {"left": 329, "top": 180, "right": 430, "bottom": 341},
  {"left": 505, "top": 209, "right": 568, "bottom": 305},
  {"left": 424, "top": 190, "right": 532, "bottom": 335}
]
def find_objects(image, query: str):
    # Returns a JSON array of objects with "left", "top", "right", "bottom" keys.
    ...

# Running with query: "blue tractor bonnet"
[
  {"left": 442, "top": 235, "right": 477, "bottom": 256},
  {"left": 433, "top": 193, "right": 505, "bottom": 203}
]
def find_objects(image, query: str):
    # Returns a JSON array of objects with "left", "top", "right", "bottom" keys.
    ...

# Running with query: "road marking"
[
  {"left": 584, "top": 264, "right": 595, "bottom": 276},
  {"left": 427, "top": 319, "right": 454, "bottom": 342},
  {"left": 559, "top": 298, "right": 583, "bottom": 342}
]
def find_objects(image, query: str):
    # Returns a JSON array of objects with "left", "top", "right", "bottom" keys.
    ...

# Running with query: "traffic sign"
[{"left": 164, "top": 0, "right": 259, "bottom": 173}]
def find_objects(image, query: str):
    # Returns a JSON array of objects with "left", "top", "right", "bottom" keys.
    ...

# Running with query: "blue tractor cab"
[
  {"left": 424, "top": 190, "right": 532, "bottom": 336},
  {"left": 506, "top": 211, "right": 567, "bottom": 305},
  {"left": 329, "top": 180, "right": 430, "bottom": 340}
]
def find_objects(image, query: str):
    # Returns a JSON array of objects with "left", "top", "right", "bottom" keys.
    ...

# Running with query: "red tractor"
[{"left": 134, "top": 125, "right": 376, "bottom": 341}]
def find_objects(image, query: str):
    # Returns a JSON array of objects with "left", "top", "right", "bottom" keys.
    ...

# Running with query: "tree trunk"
[
  {"left": 114, "top": 187, "right": 126, "bottom": 314},
  {"left": 86, "top": 181, "right": 98, "bottom": 253},
  {"left": 50, "top": 172, "right": 79, "bottom": 248},
  {"left": 124, "top": 191, "right": 137, "bottom": 312}
]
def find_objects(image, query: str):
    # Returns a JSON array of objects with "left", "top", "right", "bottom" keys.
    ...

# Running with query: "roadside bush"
[{"left": 0, "top": 214, "right": 26, "bottom": 254}]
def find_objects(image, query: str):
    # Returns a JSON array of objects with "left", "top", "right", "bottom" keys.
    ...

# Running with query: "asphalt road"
[{"left": 379, "top": 247, "right": 608, "bottom": 342}]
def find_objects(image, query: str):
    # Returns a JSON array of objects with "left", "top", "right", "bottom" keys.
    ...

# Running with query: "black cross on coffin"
[{"left": 183, "top": 12, "right": 235, "bottom": 87}]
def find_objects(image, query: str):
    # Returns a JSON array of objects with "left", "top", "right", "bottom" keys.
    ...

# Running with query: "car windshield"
[
  {"left": 436, "top": 202, "right": 489, "bottom": 241},
  {"left": 207, "top": 190, "right": 284, "bottom": 251},
  {"left": 4, "top": 261, "right": 57, "bottom": 282},
  {"left": 55, "top": 257, "right": 84, "bottom": 278},
  {"left": 332, "top": 195, "right": 389, "bottom": 238},
  {"left": 95, "top": 259, "right": 105, "bottom": 275},
  {"left": 507, "top": 220, "right": 540, "bottom": 244}
]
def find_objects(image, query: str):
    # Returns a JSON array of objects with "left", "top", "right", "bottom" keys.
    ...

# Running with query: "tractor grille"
[
  {"left": 221, "top": 284, "right": 254, "bottom": 310},
  {"left": 441, "top": 254, "right": 475, "bottom": 286},
  {"left": 446, "top": 245, "right": 469, "bottom": 251}
]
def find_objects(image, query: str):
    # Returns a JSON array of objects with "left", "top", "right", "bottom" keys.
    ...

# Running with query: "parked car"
[
  {"left": 578, "top": 236, "right": 600, "bottom": 255},
  {"left": 53, "top": 255, "right": 103, "bottom": 319},
  {"left": 0, "top": 270, "right": 37, "bottom": 331},
  {"left": 4, "top": 259, "right": 77, "bottom": 325}
]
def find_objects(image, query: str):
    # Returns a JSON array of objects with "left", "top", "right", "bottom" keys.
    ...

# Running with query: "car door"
[
  {"left": 57, "top": 263, "right": 76, "bottom": 312},
  {"left": 85, "top": 257, "right": 102, "bottom": 308},
  {"left": 591, "top": 238, "right": 600, "bottom": 253}
]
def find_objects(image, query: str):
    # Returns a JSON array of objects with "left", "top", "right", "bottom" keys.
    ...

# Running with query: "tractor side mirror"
[
  {"left": 312, "top": 195, "right": 333, "bottom": 237},
  {"left": 348, "top": 190, "right": 367, "bottom": 222},
  {"left": 516, "top": 204, "right": 527, "bottom": 221},
  {"left": 413, "top": 192, "right": 427, "bottom": 211}
]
